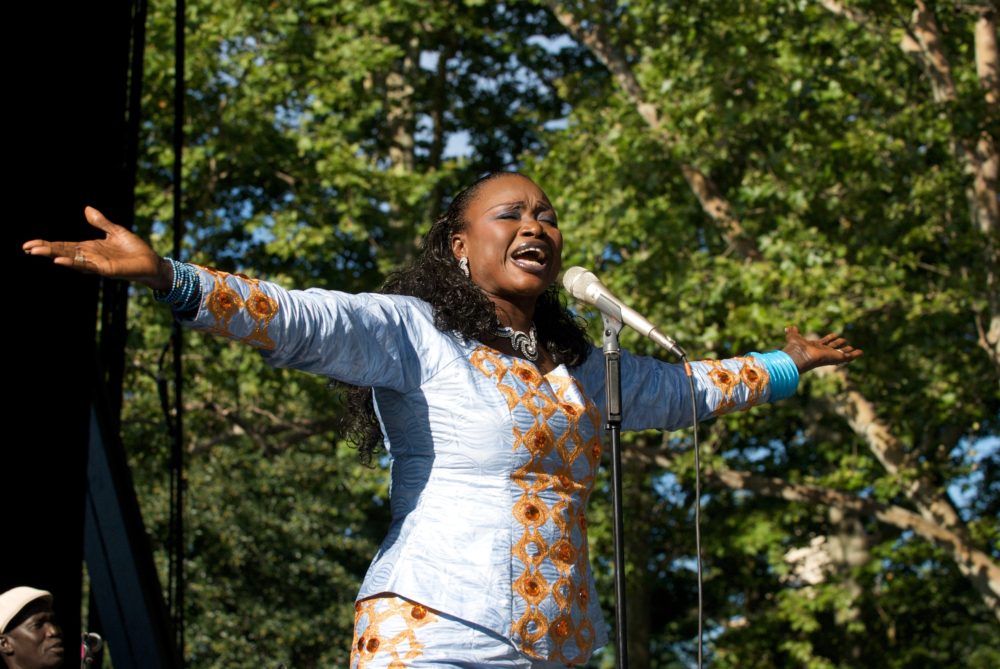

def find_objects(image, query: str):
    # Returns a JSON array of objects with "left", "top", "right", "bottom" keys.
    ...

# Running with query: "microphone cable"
[{"left": 682, "top": 358, "right": 704, "bottom": 669}]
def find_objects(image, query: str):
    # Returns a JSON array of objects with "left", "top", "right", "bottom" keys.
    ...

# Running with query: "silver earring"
[{"left": 458, "top": 257, "right": 470, "bottom": 277}]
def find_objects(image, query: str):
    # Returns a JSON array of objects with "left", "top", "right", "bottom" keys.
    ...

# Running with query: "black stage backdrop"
[{"left": 6, "top": 0, "right": 134, "bottom": 650}]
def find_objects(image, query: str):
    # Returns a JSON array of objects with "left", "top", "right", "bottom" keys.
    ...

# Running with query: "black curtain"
[{"left": 6, "top": 0, "right": 135, "bottom": 650}]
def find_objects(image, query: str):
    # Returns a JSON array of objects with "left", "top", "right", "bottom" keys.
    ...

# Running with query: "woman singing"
[{"left": 24, "top": 171, "right": 860, "bottom": 667}]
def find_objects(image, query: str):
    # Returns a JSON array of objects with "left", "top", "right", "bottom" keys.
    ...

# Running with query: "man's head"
[{"left": 0, "top": 588, "right": 64, "bottom": 669}]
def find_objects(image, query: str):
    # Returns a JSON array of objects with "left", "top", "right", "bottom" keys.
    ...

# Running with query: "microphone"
[
  {"left": 562, "top": 266, "right": 686, "bottom": 358},
  {"left": 81, "top": 633, "right": 103, "bottom": 665}
]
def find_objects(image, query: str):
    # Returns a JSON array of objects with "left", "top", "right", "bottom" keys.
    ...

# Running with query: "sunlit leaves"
[{"left": 124, "top": 0, "right": 999, "bottom": 666}]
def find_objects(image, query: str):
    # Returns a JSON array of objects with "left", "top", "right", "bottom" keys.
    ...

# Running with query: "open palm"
[
  {"left": 782, "top": 325, "right": 862, "bottom": 373},
  {"left": 23, "top": 207, "right": 170, "bottom": 289}
]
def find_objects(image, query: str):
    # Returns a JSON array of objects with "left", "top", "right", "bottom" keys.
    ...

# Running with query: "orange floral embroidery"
[
  {"left": 551, "top": 617, "right": 571, "bottom": 640},
  {"left": 351, "top": 596, "right": 439, "bottom": 669},
  {"left": 704, "top": 357, "right": 771, "bottom": 416},
  {"left": 242, "top": 286, "right": 278, "bottom": 349},
  {"left": 202, "top": 267, "right": 244, "bottom": 339},
  {"left": 704, "top": 360, "right": 738, "bottom": 416},
  {"left": 198, "top": 267, "right": 279, "bottom": 350},
  {"left": 516, "top": 366, "right": 542, "bottom": 385},
  {"left": 470, "top": 347, "right": 600, "bottom": 665},
  {"left": 552, "top": 540, "right": 575, "bottom": 565},
  {"left": 707, "top": 367, "right": 738, "bottom": 395},
  {"left": 739, "top": 356, "right": 769, "bottom": 406}
]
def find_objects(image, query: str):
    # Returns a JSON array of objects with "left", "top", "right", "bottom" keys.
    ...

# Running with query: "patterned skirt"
[{"left": 350, "top": 594, "right": 574, "bottom": 668}]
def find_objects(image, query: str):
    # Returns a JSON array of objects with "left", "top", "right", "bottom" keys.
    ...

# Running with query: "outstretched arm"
[
  {"left": 23, "top": 207, "right": 172, "bottom": 289},
  {"left": 24, "top": 207, "right": 433, "bottom": 390},
  {"left": 574, "top": 328, "right": 863, "bottom": 432}
]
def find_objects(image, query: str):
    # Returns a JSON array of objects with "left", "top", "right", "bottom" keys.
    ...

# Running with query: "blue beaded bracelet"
[
  {"left": 153, "top": 257, "right": 201, "bottom": 313},
  {"left": 749, "top": 350, "right": 800, "bottom": 402}
]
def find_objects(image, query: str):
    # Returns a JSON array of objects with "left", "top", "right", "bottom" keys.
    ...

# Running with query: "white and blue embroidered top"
[{"left": 175, "top": 264, "right": 797, "bottom": 665}]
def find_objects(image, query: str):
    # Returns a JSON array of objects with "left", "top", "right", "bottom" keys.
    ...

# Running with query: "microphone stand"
[{"left": 597, "top": 296, "right": 628, "bottom": 669}]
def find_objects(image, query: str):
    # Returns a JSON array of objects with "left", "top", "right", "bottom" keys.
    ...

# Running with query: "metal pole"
[
  {"left": 170, "top": 0, "right": 186, "bottom": 663},
  {"left": 599, "top": 299, "right": 628, "bottom": 669}
]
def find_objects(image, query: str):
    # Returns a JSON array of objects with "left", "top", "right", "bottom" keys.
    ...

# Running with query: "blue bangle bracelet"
[
  {"left": 154, "top": 258, "right": 201, "bottom": 313},
  {"left": 749, "top": 350, "right": 800, "bottom": 402}
]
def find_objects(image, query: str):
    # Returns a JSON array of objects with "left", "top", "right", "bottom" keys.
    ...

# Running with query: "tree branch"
[
  {"left": 542, "top": 2, "right": 652, "bottom": 126},
  {"left": 385, "top": 38, "right": 418, "bottom": 174},
  {"left": 818, "top": 0, "right": 877, "bottom": 28},
  {"left": 974, "top": 7, "right": 1000, "bottom": 107},
  {"left": 904, "top": 0, "right": 958, "bottom": 102},
  {"left": 185, "top": 400, "right": 341, "bottom": 455},
  {"left": 544, "top": 0, "right": 761, "bottom": 259},
  {"left": 972, "top": 9, "right": 1000, "bottom": 368},
  {"left": 972, "top": 131, "right": 1000, "bottom": 369},
  {"left": 817, "top": 2, "right": 954, "bottom": 99},
  {"left": 629, "top": 446, "right": 1000, "bottom": 620},
  {"left": 812, "top": 366, "right": 964, "bottom": 525}
]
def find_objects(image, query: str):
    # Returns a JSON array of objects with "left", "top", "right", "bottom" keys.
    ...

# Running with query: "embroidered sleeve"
[
  {"left": 573, "top": 348, "right": 796, "bottom": 432},
  {"left": 178, "top": 264, "right": 427, "bottom": 391}
]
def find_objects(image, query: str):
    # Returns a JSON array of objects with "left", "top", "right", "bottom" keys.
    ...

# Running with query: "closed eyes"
[{"left": 495, "top": 208, "right": 558, "bottom": 227}]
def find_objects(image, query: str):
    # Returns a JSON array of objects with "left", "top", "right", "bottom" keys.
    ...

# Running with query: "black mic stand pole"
[{"left": 598, "top": 296, "right": 628, "bottom": 669}]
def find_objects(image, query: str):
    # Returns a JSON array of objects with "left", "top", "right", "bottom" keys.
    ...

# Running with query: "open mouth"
[{"left": 510, "top": 242, "right": 550, "bottom": 273}]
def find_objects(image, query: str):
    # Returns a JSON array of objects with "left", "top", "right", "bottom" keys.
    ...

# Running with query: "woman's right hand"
[{"left": 23, "top": 207, "right": 173, "bottom": 290}]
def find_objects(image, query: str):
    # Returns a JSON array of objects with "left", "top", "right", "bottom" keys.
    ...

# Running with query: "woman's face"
[{"left": 451, "top": 174, "right": 563, "bottom": 310}]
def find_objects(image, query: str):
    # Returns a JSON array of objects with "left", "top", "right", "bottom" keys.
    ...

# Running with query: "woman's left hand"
[{"left": 782, "top": 325, "right": 863, "bottom": 374}]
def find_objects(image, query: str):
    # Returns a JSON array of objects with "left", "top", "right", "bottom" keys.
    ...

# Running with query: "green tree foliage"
[
  {"left": 122, "top": 0, "right": 999, "bottom": 666},
  {"left": 533, "top": 0, "right": 1000, "bottom": 666}
]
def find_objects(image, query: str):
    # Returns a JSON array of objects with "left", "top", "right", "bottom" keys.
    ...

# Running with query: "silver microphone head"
[
  {"left": 562, "top": 266, "right": 599, "bottom": 301},
  {"left": 562, "top": 265, "right": 686, "bottom": 358}
]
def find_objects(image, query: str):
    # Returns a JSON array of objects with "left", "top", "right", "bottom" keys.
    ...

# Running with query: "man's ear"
[
  {"left": 451, "top": 233, "right": 467, "bottom": 261},
  {"left": 0, "top": 633, "right": 14, "bottom": 656}
]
